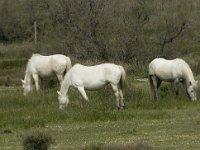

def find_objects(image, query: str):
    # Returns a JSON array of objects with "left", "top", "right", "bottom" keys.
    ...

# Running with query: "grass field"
[{"left": 0, "top": 75, "right": 200, "bottom": 150}]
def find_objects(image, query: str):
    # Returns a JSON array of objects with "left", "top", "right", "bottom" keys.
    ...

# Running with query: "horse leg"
[
  {"left": 148, "top": 75, "right": 154, "bottom": 100},
  {"left": 79, "top": 94, "right": 84, "bottom": 108},
  {"left": 151, "top": 75, "right": 159, "bottom": 100},
  {"left": 77, "top": 87, "right": 85, "bottom": 108},
  {"left": 174, "top": 79, "right": 180, "bottom": 95},
  {"left": 111, "top": 84, "right": 120, "bottom": 110},
  {"left": 157, "top": 78, "right": 162, "bottom": 89},
  {"left": 32, "top": 74, "right": 40, "bottom": 91},
  {"left": 181, "top": 80, "right": 190, "bottom": 98},
  {"left": 119, "top": 89, "right": 125, "bottom": 109},
  {"left": 56, "top": 74, "right": 64, "bottom": 85},
  {"left": 77, "top": 86, "right": 89, "bottom": 102},
  {"left": 40, "top": 77, "right": 45, "bottom": 90}
]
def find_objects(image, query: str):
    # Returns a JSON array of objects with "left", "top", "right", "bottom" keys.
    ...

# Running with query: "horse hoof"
[{"left": 116, "top": 107, "right": 120, "bottom": 110}]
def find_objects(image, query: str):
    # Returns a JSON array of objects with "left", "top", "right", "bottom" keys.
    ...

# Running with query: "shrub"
[{"left": 23, "top": 132, "right": 53, "bottom": 150}]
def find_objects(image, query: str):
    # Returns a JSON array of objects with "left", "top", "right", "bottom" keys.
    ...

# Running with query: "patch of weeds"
[
  {"left": 84, "top": 143, "right": 103, "bottom": 150},
  {"left": 70, "top": 108, "right": 118, "bottom": 122},
  {"left": 196, "top": 120, "right": 200, "bottom": 125},
  {"left": 85, "top": 143, "right": 156, "bottom": 150},
  {"left": 2, "top": 129, "right": 12, "bottom": 134},
  {"left": 144, "top": 111, "right": 171, "bottom": 120},
  {"left": 120, "top": 128, "right": 137, "bottom": 135},
  {"left": 160, "top": 85, "right": 170, "bottom": 99}
]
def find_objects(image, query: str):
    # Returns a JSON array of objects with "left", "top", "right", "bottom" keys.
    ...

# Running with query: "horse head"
[
  {"left": 21, "top": 79, "right": 33, "bottom": 96},
  {"left": 57, "top": 91, "right": 69, "bottom": 109},
  {"left": 187, "top": 81, "right": 198, "bottom": 101}
]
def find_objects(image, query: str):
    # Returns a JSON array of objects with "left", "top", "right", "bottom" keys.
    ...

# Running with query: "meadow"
[
  {"left": 0, "top": 74, "right": 200, "bottom": 150},
  {"left": 0, "top": 1, "right": 200, "bottom": 149}
]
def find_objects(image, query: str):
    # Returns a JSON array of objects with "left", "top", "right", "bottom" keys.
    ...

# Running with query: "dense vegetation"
[{"left": 0, "top": 0, "right": 200, "bottom": 63}]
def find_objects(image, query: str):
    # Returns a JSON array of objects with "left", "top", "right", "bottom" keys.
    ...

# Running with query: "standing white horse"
[
  {"left": 22, "top": 54, "right": 71, "bottom": 96},
  {"left": 57, "top": 63, "right": 126, "bottom": 110},
  {"left": 148, "top": 58, "right": 198, "bottom": 101}
]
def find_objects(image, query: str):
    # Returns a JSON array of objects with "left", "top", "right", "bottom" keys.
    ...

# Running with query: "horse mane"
[
  {"left": 26, "top": 53, "right": 42, "bottom": 70},
  {"left": 31, "top": 53, "right": 41, "bottom": 57},
  {"left": 24, "top": 56, "right": 34, "bottom": 83},
  {"left": 24, "top": 54, "right": 42, "bottom": 80},
  {"left": 60, "top": 69, "right": 71, "bottom": 95},
  {"left": 177, "top": 59, "right": 195, "bottom": 85}
]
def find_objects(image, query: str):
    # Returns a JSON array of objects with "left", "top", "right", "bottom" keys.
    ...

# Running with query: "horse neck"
[
  {"left": 182, "top": 65, "right": 195, "bottom": 86},
  {"left": 60, "top": 74, "right": 71, "bottom": 95},
  {"left": 24, "top": 63, "right": 32, "bottom": 84}
]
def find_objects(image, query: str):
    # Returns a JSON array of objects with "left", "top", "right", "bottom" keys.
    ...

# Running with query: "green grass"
[
  {"left": 0, "top": 58, "right": 27, "bottom": 69},
  {"left": 0, "top": 77, "right": 200, "bottom": 150},
  {"left": 0, "top": 59, "right": 27, "bottom": 86}
]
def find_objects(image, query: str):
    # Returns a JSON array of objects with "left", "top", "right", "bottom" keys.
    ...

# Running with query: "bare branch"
[{"left": 159, "top": 21, "right": 187, "bottom": 53}]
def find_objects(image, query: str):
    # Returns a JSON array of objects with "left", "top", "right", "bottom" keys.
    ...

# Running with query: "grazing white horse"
[
  {"left": 148, "top": 58, "right": 198, "bottom": 101},
  {"left": 22, "top": 54, "right": 72, "bottom": 96},
  {"left": 57, "top": 63, "right": 126, "bottom": 110}
]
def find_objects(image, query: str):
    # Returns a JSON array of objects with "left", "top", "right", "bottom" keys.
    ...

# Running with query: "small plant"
[{"left": 23, "top": 132, "right": 53, "bottom": 150}]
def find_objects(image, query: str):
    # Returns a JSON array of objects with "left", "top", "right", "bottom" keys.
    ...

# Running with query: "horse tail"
[
  {"left": 119, "top": 66, "right": 126, "bottom": 93},
  {"left": 66, "top": 57, "right": 72, "bottom": 71}
]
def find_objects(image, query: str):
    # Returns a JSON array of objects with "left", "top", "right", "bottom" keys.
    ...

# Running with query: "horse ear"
[
  {"left": 21, "top": 79, "right": 25, "bottom": 84},
  {"left": 57, "top": 91, "right": 61, "bottom": 95}
]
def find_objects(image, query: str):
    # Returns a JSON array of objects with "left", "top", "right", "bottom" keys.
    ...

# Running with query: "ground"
[{"left": 0, "top": 76, "right": 200, "bottom": 150}]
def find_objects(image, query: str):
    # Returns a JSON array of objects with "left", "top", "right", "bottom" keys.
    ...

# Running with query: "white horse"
[
  {"left": 148, "top": 58, "right": 198, "bottom": 101},
  {"left": 22, "top": 54, "right": 72, "bottom": 96},
  {"left": 57, "top": 63, "right": 126, "bottom": 110}
]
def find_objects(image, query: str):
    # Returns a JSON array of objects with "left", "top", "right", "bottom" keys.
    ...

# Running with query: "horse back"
[
  {"left": 70, "top": 63, "right": 122, "bottom": 84},
  {"left": 149, "top": 58, "right": 184, "bottom": 81},
  {"left": 29, "top": 54, "right": 68, "bottom": 76}
]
